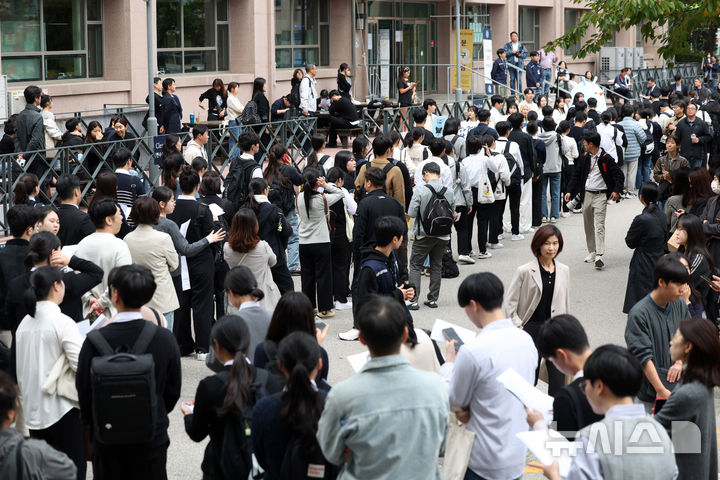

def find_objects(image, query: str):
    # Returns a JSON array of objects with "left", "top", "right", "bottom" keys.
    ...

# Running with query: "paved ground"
[{"left": 163, "top": 197, "right": 720, "bottom": 479}]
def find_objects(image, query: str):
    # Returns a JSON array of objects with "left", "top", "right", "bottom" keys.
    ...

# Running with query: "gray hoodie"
[
  {"left": 0, "top": 428, "right": 76, "bottom": 479},
  {"left": 538, "top": 130, "right": 562, "bottom": 174}
]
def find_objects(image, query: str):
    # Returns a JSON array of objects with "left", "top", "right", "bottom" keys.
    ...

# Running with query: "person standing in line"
[
  {"left": 442, "top": 272, "right": 538, "bottom": 480},
  {"left": 508, "top": 112, "right": 537, "bottom": 235},
  {"left": 655, "top": 317, "right": 719, "bottom": 480},
  {"left": 625, "top": 255, "right": 689, "bottom": 411},
  {"left": 317, "top": 296, "right": 449, "bottom": 479},
  {"left": 16, "top": 267, "right": 85, "bottom": 479},
  {"left": 623, "top": 182, "right": 668, "bottom": 313},
  {"left": 297, "top": 169, "right": 345, "bottom": 318},
  {"left": 14, "top": 86, "right": 45, "bottom": 177},
  {"left": 299, "top": 64, "right": 318, "bottom": 117},
  {"left": 397, "top": 66, "right": 417, "bottom": 107},
  {"left": 490, "top": 49, "right": 509, "bottom": 97},
  {"left": 538, "top": 43, "right": 557, "bottom": 96},
  {"left": 527, "top": 122, "right": 546, "bottom": 228},
  {"left": 225, "top": 82, "right": 244, "bottom": 159},
  {"left": 355, "top": 135, "right": 406, "bottom": 208},
  {"left": 653, "top": 134, "right": 688, "bottom": 205},
  {"left": 495, "top": 121, "right": 525, "bottom": 242},
  {"left": 197, "top": 78, "right": 226, "bottom": 122},
  {"left": 673, "top": 213, "right": 715, "bottom": 318},
  {"left": 143, "top": 76, "right": 164, "bottom": 133},
  {"left": 565, "top": 131, "right": 624, "bottom": 270},
  {"left": 160, "top": 78, "right": 183, "bottom": 135},
  {"left": 183, "top": 125, "right": 209, "bottom": 164},
  {"left": 325, "top": 167, "right": 357, "bottom": 311},
  {"left": 674, "top": 102, "right": 713, "bottom": 169},
  {"left": 40, "top": 95, "right": 62, "bottom": 162},
  {"left": 504, "top": 225, "right": 570, "bottom": 396},
  {"left": 526, "top": 51, "right": 543, "bottom": 95},
  {"left": 537, "top": 118, "right": 564, "bottom": 223},
  {"left": 618, "top": 104, "right": 647, "bottom": 198},
  {"left": 503, "top": 32, "right": 528, "bottom": 93}
]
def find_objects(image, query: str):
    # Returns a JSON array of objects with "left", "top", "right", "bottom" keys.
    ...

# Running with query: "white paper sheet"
[
  {"left": 77, "top": 314, "right": 109, "bottom": 336},
  {"left": 429, "top": 319, "right": 476, "bottom": 347},
  {"left": 516, "top": 430, "right": 572, "bottom": 477},
  {"left": 208, "top": 203, "right": 225, "bottom": 219},
  {"left": 347, "top": 351, "right": 371, "bottom": 372},
  {"left": 497, "top": 367, "right": 554, "bottom": 423},
  {"left": 179, "top": 220, "right": 191, "bottom": 291}
]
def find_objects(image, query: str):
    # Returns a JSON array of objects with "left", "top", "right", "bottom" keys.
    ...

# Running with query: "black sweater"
[
  {"left": 553, "top": 378, "right": 604, "bottom": 441},
  {"left": 509, "top": 128, "right": 537, "bottom": 181},
  {"left": 352, "top": 189, "right": 406, "bottom": 265},
  {"left": 329, "top": 97, "right": 358, "bottom": 122}
]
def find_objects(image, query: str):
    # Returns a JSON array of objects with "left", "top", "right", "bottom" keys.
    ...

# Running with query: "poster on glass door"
[{"left": 379, "top": 29, "right": 391, "bottom": 99}]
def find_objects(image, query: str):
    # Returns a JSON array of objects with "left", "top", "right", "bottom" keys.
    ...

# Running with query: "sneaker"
[
  {"left": 423, "top": 300, "right": 438, "bottom": 308},
  {"left": 626, "top": 192, "right": 637, "bottom": 198},
  {"left": 489, "top": 243, "right": 504, "bottom": 249},
  {"left": 572, "top": 208, "right": 582, "bottom": 214},
  {"left": 408, "top": 301, "right": 419, "bottom": 311},
  {"left": 560, "top": 212, "right": 571, "bottom": 218},
  {"left": 458, "top": 254, "right": 476, "bottom": 264},
  {"left": 476, "top": 251, "right": 493, "bottom": 259},
  {"left": 338, "top": 328, "right": 359, "bottom": 341},
  {"left": 521, "top": 227, "right": 536, "bottom": 234},
  {"left": 469, "top": 250, "right": 476, "bottom": 257},
  {"left": 550, "top": 217, "right": 557, "bottom": 223},
  {"left": 584, "top": 252, "right": 596, "bottom": 263},
  {"left": 422, "top": 268, "right": 431, "bottom": 277},
  {"left": 511, "top": 234, "right": 525, "bottom": 241},
  {"left": 541, "top": 217, "right": 548, "bottom": 223},
  {"left": 317, "top": 309, "right": 335, "bottom": 318},
  {"left": 497, "top": 233, "right": 504, "bottom": 241},
  {"left": 595, "top": 255, "right": 605, "bottom": 270},
  {"left": 195, "top": 351, "right": 208, "bottom": 362},
  {"left": 335, "top": 301, "right": 353, "bottom": 311}
]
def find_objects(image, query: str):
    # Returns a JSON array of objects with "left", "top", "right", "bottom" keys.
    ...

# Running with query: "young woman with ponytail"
[
  {"left": 252, "top": 331, "right": 337, "bottom": 480},
  {"left": 15, "top": 266, "right": 86, "bottom": 479},
  {"left": 13, "top": 173, "right": 42, "bottom": 207},
  {"left": 6, "top": 231, "right": 103, "bottom": 327},
  {"left": 181, "top": 315, "right": 270, "bottom": 480}
]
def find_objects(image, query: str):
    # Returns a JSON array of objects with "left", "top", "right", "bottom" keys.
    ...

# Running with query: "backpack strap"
[
  {"left": 382, "top": 162, "right": 394, "bottom": 175},
  {"left": 131, "top": 321, "right": 158, "bottom": 355},
  {"left": 15, "top": 439, "right": 23, "bottom": 480},
  {"left": 321, "top": 193, "right": 331, "bottom": 231},
  {"left": 87, "top": 330, "right": 116, "bottom": 356},
  {"left": 319, "top": 154, "right": 331, "bottom": 167}
]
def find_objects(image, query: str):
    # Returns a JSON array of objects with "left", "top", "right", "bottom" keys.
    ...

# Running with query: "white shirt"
[
  {"left": 299, "top": 75, "right": 318, "bottom": 113},
  {"left": 519, "top": 100, "right": 541, "bottom": 115},
  {"left": 596, "top": 123, "right": 624, "bottom": 163},
  {"left": 16, "top": 301, "right": 84, "bottom": 429},
  {"left": 561, "top": 135, "right": 579, "bottom": 165},
  {"left": 413, "top": 157, "right": 454, "bottom": 189},
  {"left": 489, "top": 108, "right": 505, "bottom": 129},
  {"left": 440, "top": 319, "right": 538, "bottom": 479},
  {"left": 239, "top": 153, "right": 264, "bottom": 178},
  {"left": 113, "top": 312, "right": 143, "bottom": 323},
  {"left": 75, "top": 232, "right": 133, "bottom": 310},
  {"left": 584, "top": 150, "right": 607, "bottom": 191},
  {"left": 226, "top": 93, "right": 244, "bottom": 121},
  {"left": 463, "top": 152, "right": 500, "bottom": 188}
]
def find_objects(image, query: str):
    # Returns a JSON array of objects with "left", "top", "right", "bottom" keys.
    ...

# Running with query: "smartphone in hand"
[
  {"left": 315, "top": 321, "right": 327, "bottom": 330},
  {"left": 442, "top": 328, "right": 464, "bottom": 351},
  {"left": 653, "top": 397, "right": 667, "bottom": 415}
]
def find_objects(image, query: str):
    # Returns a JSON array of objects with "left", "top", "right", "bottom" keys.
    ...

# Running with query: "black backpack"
[
  {"left": 225, "top": 158, "right": 260, "bottom": 211},
  {"left": 441, "top": 245, "right": 459, "bottom": 278},
  {"left": 217, "top": 368, "right": 271, "bottom": 480},
  {"left": 501, "top": 140, "right": 522, "bottom": 187},
  {"left": 318, "top": 155, "right": 332, "bottom": 176},
  {"left": 420, "top": 185, "right": 454, "bottom": 236},
  {"left": 241, "top": 100, "right": 262, "bottom": 125},
  {"left": 279, "top": 429, "right": 339, "bottom": 480},
  {"left": 87, "top": 322, "right": 158, "bottom": 445}
]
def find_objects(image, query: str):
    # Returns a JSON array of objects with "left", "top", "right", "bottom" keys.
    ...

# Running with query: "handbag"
[
  {"left": 344, "top": 201, "right": 354, "bottom": 242},
  {"left": 441, "top": 413, "right": 475, "bottom": 480},
  {"left": 42, "top": 353, "right": 78, "bottom": 402}
]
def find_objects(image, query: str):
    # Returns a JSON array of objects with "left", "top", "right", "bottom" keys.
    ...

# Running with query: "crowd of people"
[{"left": 1, "top": 72, "right": 720, "bottom": 480}]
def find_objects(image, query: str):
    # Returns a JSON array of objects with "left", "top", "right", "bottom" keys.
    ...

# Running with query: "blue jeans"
[
  {"left": 541, "top": 172, "right": 562, "bottom": 219},
  {"left": 286, "top": 210, "right": 300, "bottom": 271},
  {"left": 164, "top": 311, "right": 174, "bottom": 332},
  {"left": 542, "top": 69, "right": 552, "bottom": 95},
  {"left": 464, "top": 469, "right": 521, "bottom": 480},
  {"left": 228, "top": 119, "right": 241, "bottom": 159},
  {"left": 635, "top": 153, "right": 652, "bottom": 190},
  {"left": 509, "top": 67, "right": 522, "bottom": 93}
]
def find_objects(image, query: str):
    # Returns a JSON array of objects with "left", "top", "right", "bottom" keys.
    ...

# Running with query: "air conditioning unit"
[
  {"left": 7, "top": 90, "right": 26, "bottom": 116},
  {"left": 625, "top": 48, "right": 635, "bottom": 70},
  {"left": 634, "top": 47, "right": 645, "bottom": 69},
  {"left": 0, "top": 76, "right": 7, "bottom": 122}
]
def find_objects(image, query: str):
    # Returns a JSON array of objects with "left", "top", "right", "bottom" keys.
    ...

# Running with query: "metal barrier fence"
[
  {"left": 0, "top": 116, "right": 317, "bottom": 234},
  {"left": 598, "top": 63, "right": 701, "bottom": 98},
  {"left": 357, "top": 101, "right": 475, "bottom": 140}
]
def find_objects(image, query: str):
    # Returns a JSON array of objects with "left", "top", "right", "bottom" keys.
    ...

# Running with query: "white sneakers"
[
  {"left": 560, "top": 212, "right": 571, "bottom": 218},
  {"left": 339, "top": 328, "right": 359, "bottom": 341},
  {"left": 335, "top": 301, "right": 353, "bottom": 311},
  {"left": 489, "top": 243, "right": 504, "bottom": 249},
  {"left": 584, "top": 252, "right": 596, "bottom": 263},
  {"left": 511, "top": 234, "right": 525, "bottom": 241},
  {"left": 458, "top": 255, "right": 475, "bottom": 264},
  {"left": 595, "top": 255, "right": 605, "bottom": 270},
  {"left": 476, "top": 251, "right": 493, "bottom": 259}
]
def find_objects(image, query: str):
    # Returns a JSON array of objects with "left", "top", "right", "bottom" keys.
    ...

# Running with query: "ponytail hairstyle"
[
  {"left": 263, "top": 144, "right": 289, "bottom": 188},
  {"left": 213, "top": 316, "right": 254, "bottom": 416},
  {"left": 301, "top": 168, "right": 321, "bottom": 219},
  {"left": 224, "top": 266, "right": 265, "bottom": 301},
  {"left": 24, "top": 266, "right": 63, "bottom": 317},
  {"left": 405, "top": 127, "right": 425, "bottom": 147},
  {"left": 178, "top": 164, "right": 200, "bottom": 194},
  {"left": 243, "top": 178, "right": 269, "bottom": 213},
  {"left": 305, "top": 134, "right": 326, "bottom": 171},
  {"left": 25, "top": 231, "right": 61, "bottom": 268},
  {"left": 278, "top": 331, "right": 324, "bottom": 443},
  {"left": 13, "top": 173, "right": 40, "bottom": 205}
]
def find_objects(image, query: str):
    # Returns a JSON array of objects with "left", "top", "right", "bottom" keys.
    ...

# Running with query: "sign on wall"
[
  {"left": 452, "top": 29, "right": 474, "bottom": 91},
  {"left": 482, "top": 28, "right": 493, "bottom": 95}
]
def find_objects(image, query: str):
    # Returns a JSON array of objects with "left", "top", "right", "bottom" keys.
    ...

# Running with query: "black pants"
[
  {"left": 173, "top": 265, "right": 214, "bottom": 355},
  {"left": 328, "top": 117, "right": 353, "bottom": 146},
  {"left": 213, "top": 262, "right": 228, "bottom": 320},
  {"left": 271, "top": 263, "right": 295, "bottom": 294},
  {"left": 490, "top": 198, "right": 506, "bottom": 243},
  {"left": 506, "top": 184, "right": 521, "bottom": 234},
  {"left": 300, "top": 243, "right": 334, "bottom": 311},
  {"left": 455, "top": 206, "right": 472, "bottom": 255},
  {"left": 470, "top": 202, "right": 495, "bottom": 254},
  {"left": 560, "top": 165, "right": 572, "bottom": 213},
  {"left": 524, "top": 318, "right": 566, "bottom": 396},
  {"left": 30, "top": 408, "right": 86, "bottom": 480},
  {"left": 93, "top": 441, "right": 169, "bottom": 480},
  {"left": 331, "top": 236, "right": 352, "bottom": 303},
  {"left": 532, "top": 177, "right": 543, "bottom": 226}
]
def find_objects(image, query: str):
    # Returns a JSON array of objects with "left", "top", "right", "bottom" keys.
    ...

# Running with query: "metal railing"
[{"left": 0, "top": 116, "right": 317, "bottom": 234}]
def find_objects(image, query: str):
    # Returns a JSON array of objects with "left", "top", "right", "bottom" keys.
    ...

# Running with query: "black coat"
[
  {"left": 337, "top": 74, "right": 352, "bottom": 99},
  {"left": 57, "top": 204, "right": 96, "bottom": 246},
  {"left": 168, "top": 199, "right": 215, "bottom": 272},
  {"left": 351, "top": 189, "right": 406, "bottom": 267},
  {"left": 508, "top": 128, "right": 536, "bottom": 182},
  {"left": 329, "top": 97, "right": 358, "bottom": 122},
  {"left": 0, "top": 239, "right": 29, "bottom": 330},
  {"left": 567, "top": 148, "right": 624, "bottom": 198},
  {"left": 623, "top": 204, "right": 668, "bottom": 313},
  {"left": 700, "top": 195, "right": 720, "bottom": 268},
  {"left": 255, "top": 201, "right": 291, "bottom": 266},
  {"left": 160, "top": 92, "right": 183, "bottom": 134}
]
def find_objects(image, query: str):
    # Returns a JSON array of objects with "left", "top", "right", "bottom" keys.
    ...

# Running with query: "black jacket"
[
  {"left": 267, "top": 165, "right": 303, "bottom": 215},
  {"left": 56, "top": 204, "right": 96, "bottom": 246},
  {"left": 567, "top": 148, "right": 624, "bottom": 198},
  {"left": 508, "top": 128, "right": 536, "bottom": 182},
  {"left": 60, "top": 131, "right": 84, "bottom": 148},
  {"left": 668, "top": 82, "right": 689, "bottom": 97},
  {"left": 675, "top": 116, "right": 712, "bottom": 161},
  {"left": 254, "top": 201, "right": 292, "bottom": 266},
  {"left": 553, "top": 378, "right": 604, "bottom": 441},
  {"left": 143, "top": 92, "right": 164, "bottom": 129},
  {"left": 337, "top": 74, "right": 352, "bottom": 99},
  {"left": 623, "top": 204, "right": 668, "bottom": 313},
  {"left": 253, "top": 93, "right": 270, "bottom": 123},
  {"left": 0, "top": 134, "right": 14, "bottom": 154},
  {"left": 468, "top": 123, "right": 499, "bottom": 140},
  {"left": 168, "top": 199, "right": 214, "bottom": 270},
  {"left": 329, "top": 97, "right": 358, "bottom": 122},
  {"left": 420, "top": 127, "right": 435, "bottom": 146},
  {"left": 0, "top": 239, "right": 30, "bottom": 330},
  {"left": 76, "top": 319, "right": 182, "bottom": 447},
  {"left": 645, "top": 85, "right": 661, "bottom": 98},
  {"left": 352, "top": 248, "right": 408, "bottom": 309},
  {"left": 352, "top": 189, "right": 406, "bottom": 266},
  {"left": 160, "top": 92, "right": 183, "bottom": 134},
  {"left": 270, "top": 98, "right": 288, "bottom": 122}
]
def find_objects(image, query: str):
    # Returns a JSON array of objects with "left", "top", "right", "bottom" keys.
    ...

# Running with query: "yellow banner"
[{"left": 452, "top": 29, "right": 474, "bottom": 91}]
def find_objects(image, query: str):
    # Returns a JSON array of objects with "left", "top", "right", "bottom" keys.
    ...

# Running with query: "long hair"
[
  {"left": 252, "top": 77, "right": 266, "bottom": 100},
  {"left": 677, "top": 214, "right": 714, "bottom": 273},
  {"left": 686, "top": 168, "right": 713, "bottom": 207},
  {"left": 13, "top": 173, "right": 39, "bottom": 205},
  {"left": 678, "top": 317, "right": 720, "bottom": 388},
  {"left": 404, "top": 127, "right": 425, "bottom": 147},
  {"left": 301, "top": 168, "right": 321, "bottom": 219},
  {"left": 24, "top": 266, "right": 63, "bottom": 317},
  {"left": 213, "top": 316, "right": 254, "bottom": 417},
  {"left": 263, "top": 144, "right": 289, "bottom": 188},
  {"left": 224, "top": 266, "right": 264, "bottom": 301},
  {"left": 304, "top": 135, "right": 326, "bottom": 171},
  {"left": 243, "top": 178, "right": 268, "bottom": 214},
  {"left": 161, "top": 152, "right": 184, "bottom": 191},
  {"left": 88, "top": 171, "right": 118, "bottom": 208},
  {"left": 83, "top": 121, "right": 103, "bottom": 144},
  {"left": 162, "top": 134, "right": 181, "bottom": 158},
  {"left": 212, "top": 78, "right": 226, "bottom": 97},
  {"left": 278, "top": 332, "right": 324, "bottom": 444},
  {"left": 334, "top": 151, "right": 353, "bottom": 175},
  {"left": 228, "top": 208, "right": 260, "bottom": 253},
  {"left": 265, "top": 292, "right": 315, "bottom": 342}
]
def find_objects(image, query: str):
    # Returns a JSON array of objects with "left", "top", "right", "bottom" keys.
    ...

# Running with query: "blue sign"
[
  {"left": 483, "top": 28, "right": 491, "bottom": 40},
  {"left": 154, "top": 135, "right": 166, "bottom": 166}
]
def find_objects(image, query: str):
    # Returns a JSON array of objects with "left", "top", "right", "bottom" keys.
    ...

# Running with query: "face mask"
[{"left": 712, "top": 180, "right": 720, "bottom": 194}]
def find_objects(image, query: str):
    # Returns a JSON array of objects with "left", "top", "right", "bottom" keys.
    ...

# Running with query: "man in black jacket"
[
  {"left": 508, "top": 113, "right": 536, "bottom": 234},
  {"left": 76, "top": 265, "right": 181, "bottom": 480},
  {"left": 0, "top": 205, "right": 36, "bottom": 336},
  {"left": 468, "top": 109, "right": 499, "bottom": 140},
  {"left": 13, "top": 85, "right": 46, "bottom": 179},
  {"left": 327, "top": 90, "right": 359, "bottom": 147},
  {"left": 565, "top": 131, "right": 623, "bottom": 270},
  {"left": 528, "top": 314, "right": 603, "bottom": 440},
  {"left": 160, "top": 78, "right": 183, "bottom": 134},
  {"left": 674, "top": 102, "right": 712, "bottom": 169},
  {"left": 55, "top": 174, "right": 96, "bottom": 246}
]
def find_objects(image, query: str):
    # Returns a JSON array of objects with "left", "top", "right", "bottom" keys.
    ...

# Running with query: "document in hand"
[
  {"left": 347, "top": 351, "right": 371, "bottom": 372},
  {"left": 497, "top": 367, "right": 554, "bottom": 423},
  {"left": 77, "top": 314, "right": 109, "bottom": 337},
  {"left": 429, "top": 319, "right": 476, "bottom": 347},
  {"left": 516, "top": 430, "right": 572, "bottom": 476}
]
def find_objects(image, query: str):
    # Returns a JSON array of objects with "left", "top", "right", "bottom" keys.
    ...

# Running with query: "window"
[
  {"left": 464, "top": 4, "right": 490, "bottom": 61},
  {"left": 156, "top": 0, "right": 229, "bottom": 74},
  {"left": 564, "top": 10, "right": 580, "bottom": 56},
  {"left": 1, "top": 0, "right": 102, "bottom": 81},
  {"left": 518, "top": 7, "right": 540, "bottom": 53},
  {"left": 275, "top": 0, "right": 329, "bottom": 69}
]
